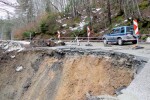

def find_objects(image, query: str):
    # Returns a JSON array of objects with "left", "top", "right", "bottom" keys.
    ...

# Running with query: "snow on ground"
[
  {"left": 92, "top": 8, "right": 102, "bottom": 13},
  {"left": 0, "top": 41, "right": 30, "bottom": 52},
  {"left": 62, "top": 24, "right": 67, "bottom": 27},
  {"left": 96, "top": 8, "right": 101, "bottom": 11},
  {"left": 70, "top": 22, "right": 88, "bottom": 31},
  {"left": 146, "top": 37, "right": 150, "bottom": 43},
  {"left": 115, "top": 23, "right": 120, "bottom": 27}
]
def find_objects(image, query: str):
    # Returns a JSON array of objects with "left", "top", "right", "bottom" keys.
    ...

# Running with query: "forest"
[{"left": 0, "top": 0, "right": 150, "bottom": 40}]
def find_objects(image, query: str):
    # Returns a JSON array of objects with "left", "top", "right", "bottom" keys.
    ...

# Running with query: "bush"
[
  {"left": 23, "top": 31, "right": 35, "bottom": 39},
  {"left": 39, "top": 13, "right": 60, "bottom": 35},
  {"left": 40, "top": 21, "right": 48, "bottom": 33},
  {"left": 47, "top": 14, "right": 60, "bottom": 35},
  {"left": 139, "top": 1, "right": 149, "bottom": 10},
  {"left": 141, "top": 35, "right": 148, "bottom": 40},
  {"left": 92, "top": 23, "right": 101, "bottom": 33}
]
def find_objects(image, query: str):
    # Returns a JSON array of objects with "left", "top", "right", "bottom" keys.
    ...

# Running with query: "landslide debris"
[{"left": 0, "top": 48, "right": 146, "bottom": 100}]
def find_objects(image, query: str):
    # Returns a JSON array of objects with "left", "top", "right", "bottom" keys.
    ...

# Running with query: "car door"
[
  {"left": 111, "top": 28, "right": 120, "bottom": 42},
  {"left": 108, "top": 29, "right": 115, "bottom": 41}
]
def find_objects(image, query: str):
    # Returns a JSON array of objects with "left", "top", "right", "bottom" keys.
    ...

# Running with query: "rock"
[
  {"left": 23, "top": 78, "right": 31, "bottom": 92},
  {"left": 16, "top": 66, "right": 23, "bottom": 72},
  {"left": 56, "top": 41, "right": 65, "bottom": 46}
]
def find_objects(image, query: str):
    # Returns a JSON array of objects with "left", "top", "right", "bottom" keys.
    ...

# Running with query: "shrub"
[
  {"left": 40, "top": 21, "right": 48, "bottom": 33},
  {"left": 139, "top": 1, "right": 149, "bottom": 10},
  {"left": 141, "top": 35, "right": 148, "bottom": 40},
  {"left": 92, "top": 23, "right": 100, "bottom": 33},
  {"left": 23, "top": 31, "right": 35, "bottom": 39},
  {"left": 39, "top": 13, "right": 60, "bottom": 35}
]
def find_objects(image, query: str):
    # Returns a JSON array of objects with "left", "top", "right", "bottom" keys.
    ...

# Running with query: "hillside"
[
  {"left": 12, "top": 0, "right": 150, "bottom": 40},
  {"left": 0, "top": 0, "right": 149, "bottom": 40}
]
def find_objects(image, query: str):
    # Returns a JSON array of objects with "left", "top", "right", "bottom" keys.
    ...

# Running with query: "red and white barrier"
[
  {"left": 87, "top": 26, "right": 91, "bottom": 37},
  {"left": 133, "top": 19, "right": 139, "bottom": 35},
  {"left": 87, "top": 26, "right": 91, "bottom": 44},
  {"left": 57, "top": 31, "right": 61, "bottom": 40},
  {"left": 133, "top": 19, "right": 139, "bottom": 45}
]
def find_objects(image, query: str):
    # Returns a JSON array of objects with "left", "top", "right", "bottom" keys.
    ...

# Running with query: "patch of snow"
[
  {"left": 111, "top": 13, "right": 118, "bottom": 17},
  {"left": 92, "top": 8, "right": 96, "bottom": 10},
  {"left": 92, "top": 8, "right": 101, "bottom": 13},
  {"left": 62, "top": 30, "right": 66, "bottom": 34},
  {"left": 16, "top": 66, "right": 23, "bottom": 72},
  {"left": 129, "top": 17, "right": 132, "bottom": 20},
  {"left": 0, "top": 41, "right": 26, "bottom": 52},
  {"left": 62, "top": 18, "right": 66, "bottom": 20},
  {"left": 11, "top": 55, "right": 15, "bottom": 59},
  {"left": 146, "top": 37, "right": 150, "bottom": 43},
  {"left": 70, "top": 27, "right": 79, "bottom": 31},
  {"left": 115, "top": 24, "right": 120, "bottom": 27},
  {"left": 69, "top": 27, "right": 73, "bottom": 29},
  {"left": 81, "top": 16, "right": 87, "bottom": 19},
  {"left": 57, "top": 20, "right": 62, "bottom": 23},
  {"left": 100, "top": 31, "right": 104, "bottom": 34},
  {"left": 124, "top": 19, "right": 128, "bottom": 22},
  {"left": 99, "top": 12, "right": 102, "bottom": 15},
  {"left": 62, "top": 24, "right": 67, "bottom": 27},
  {"left": 67, "top": 17, "right": 71, "bottom": 19},
  {"left": 79, "top": 22, "right": 86, "bottom": 28},
  {"left": 70, "top": 22, "right": 88, "bottom": 31},
  {"left": 17, "top": 48, "right": 24, "bottom": 52},
  {"left": 92, "top": 11, "right": 97, "bottom": 13},
  {"left": 7, "top": 42, "right": 24, "bottom": 52},
  {"left": 104, "top": 28, "right": 109, "bottom": 31},
  {"left": 16, "top": 41, "right": 30, "bottom": 45},
  {"left": 96, "top": 8, "right": 101, "bottom": 11}
]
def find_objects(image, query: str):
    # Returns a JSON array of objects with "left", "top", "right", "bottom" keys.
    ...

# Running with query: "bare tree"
[{"left": 107, "top": 0, "right": 111, "bottom": 25}]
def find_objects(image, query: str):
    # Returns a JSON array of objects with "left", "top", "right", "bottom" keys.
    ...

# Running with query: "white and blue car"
[{"left": 102, "top": 26, "right": 137, "bottom": 45}]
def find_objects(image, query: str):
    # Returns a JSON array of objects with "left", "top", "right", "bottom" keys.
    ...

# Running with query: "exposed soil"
[{"left": 0, "top": 48, "right": 146, "bottom": 100}]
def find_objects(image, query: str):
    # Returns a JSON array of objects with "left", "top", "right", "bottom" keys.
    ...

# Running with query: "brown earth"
[{"left": 0, "top": 49, "right": 136, "bottom": 100}]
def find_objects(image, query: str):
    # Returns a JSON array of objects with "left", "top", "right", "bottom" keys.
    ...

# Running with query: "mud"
[{"left": 0, "top": 48, "right": 147, "bottom": 100}]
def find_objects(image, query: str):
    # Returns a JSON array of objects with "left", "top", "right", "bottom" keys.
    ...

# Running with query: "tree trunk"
[{"left": 107, "top": 0, "right": 111, "bottom": 25}]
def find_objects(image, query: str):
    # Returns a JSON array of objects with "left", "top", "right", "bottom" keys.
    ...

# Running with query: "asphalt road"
[{"left": 62, "top": 42, "right": 150, "bottom": 59}]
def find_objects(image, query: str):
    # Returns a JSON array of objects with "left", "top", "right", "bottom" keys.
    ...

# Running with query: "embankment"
[{"left": 0, "top": 48, "right": 146, "bottom": 100}]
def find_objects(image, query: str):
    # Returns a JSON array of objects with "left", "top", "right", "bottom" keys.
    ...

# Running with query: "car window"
[
  {"left": 126, "top": 27, "right": 133, "bottom": 32},
  {"left": 121, "top": 27, "right": 125, "bottom": 33},
  {"left": 114, "top": 28, "right": 120, "bottom": 33},
  {"left": 110, "top": 29, "right": 115, "bottom": 34},
  {"left": 126, "top": 27, "right": 133, "bottom": 34}
]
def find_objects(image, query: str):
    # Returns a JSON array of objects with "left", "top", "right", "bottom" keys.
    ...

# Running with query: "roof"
[{"left": 113, "top": 26, "right": 133, "bottom": 29}]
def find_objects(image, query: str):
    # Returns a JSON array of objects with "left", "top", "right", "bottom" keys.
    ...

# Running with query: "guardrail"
[
  {"left": 0, "top": 37, "right": 102, "bottom": 42},
  {"left": 56, "top": 37, "right": 103, "bottom": 42}
]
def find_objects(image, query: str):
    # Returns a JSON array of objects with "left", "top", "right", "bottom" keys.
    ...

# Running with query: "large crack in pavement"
[{"left": 0, "top": 41, "right": 150, "bottom": 100}]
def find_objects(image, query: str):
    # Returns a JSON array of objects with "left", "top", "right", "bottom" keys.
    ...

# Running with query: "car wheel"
[
  {"left": 132, "top": 40, "right": 137, "bottom": 44},
  {"left": 118, "top": 38, "right": 123, "bottom": 45},
  {"left": 103, "top": 38, "right": 108, "bottom": 44}
]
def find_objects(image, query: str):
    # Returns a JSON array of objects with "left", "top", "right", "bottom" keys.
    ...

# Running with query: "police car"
[{"left": 102, "top": 26, "right": 137, "bottom": 45}]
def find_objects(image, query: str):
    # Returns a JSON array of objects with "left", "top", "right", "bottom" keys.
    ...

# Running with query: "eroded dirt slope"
[{"left": 0, "top": 49, "right": 144, "bottom": 100}]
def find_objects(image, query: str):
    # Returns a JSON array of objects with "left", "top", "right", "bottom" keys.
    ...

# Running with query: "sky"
[{"left": 0, "top": 0, "right": 17, "bottom": 19}]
